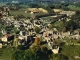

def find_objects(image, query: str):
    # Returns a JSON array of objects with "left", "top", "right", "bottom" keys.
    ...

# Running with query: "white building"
[
  {"left": 59, "top": 11, "right": 76, "bottom": 16},
  {"left": 1, "top": 36, "right": 7, "bottom": 42},
  {"left": 0, "top": 43, "right": 2, "bottom": 48}
]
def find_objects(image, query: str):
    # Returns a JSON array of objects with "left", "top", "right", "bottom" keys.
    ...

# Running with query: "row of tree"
[{"left": 12, "top": 46, "right": 69, "bottom": 60}]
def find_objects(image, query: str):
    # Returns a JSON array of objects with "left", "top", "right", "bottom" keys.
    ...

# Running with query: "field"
[
  {"left": 68, "top": 5, "right": 80, "bottom": 11},
  {"left": 10, "top": 9, "right": 31, "bottom": 18},
  {"left": 61, "top": 45, "right": 80, "bottom": 60},
  {"left": 0, "top": 47, "right": 12, "bottom": 60},
  {"left": 0, "top": 46, "right": 17, "bottom": 60}
]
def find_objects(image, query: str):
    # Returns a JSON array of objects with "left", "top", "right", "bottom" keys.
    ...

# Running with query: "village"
[{"left": 0, "top": 3, "right": 80, "bottom": 60}]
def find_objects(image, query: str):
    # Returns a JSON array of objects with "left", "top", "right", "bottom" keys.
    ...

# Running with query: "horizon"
[{"left": 0, "top": 0, "right": 80, "bottom": 3}]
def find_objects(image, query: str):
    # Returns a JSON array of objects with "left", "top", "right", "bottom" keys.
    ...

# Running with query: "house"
[
  {"left": 25, "top": 8, "right": 48, "bottom": 14},
  {"left": 52, "top": 46, "right": 59, "bottom": 54},
  {"left": 43, "top": 30, "right": 53, "bottom": 37},
  {"left": 31, "top": 10, "right": 39, "bottom": 14},
  {"left": 59, "top": 11, "right": 76, "bottom": 16},
  {"left": 1, "top": 36, "right": 7, "bottom": 42},
  {"left": 19, "top": 31, "right": 26, "bottom": 36},
  {"left": 18, "top": 35, "right": 24, "bottom": 40},
  {"left": 74, "top": 56, "right": 80, "bottom": 60},
  {"left": 70, "top": 34, "right": 80, "bottom": 40},
  {"left": 61, "top": 31, "right": 71, "bottom": 38},
  {"left": 0, "top": 43, "right": 2, "bottom": 48},
  {"left": 74, "top": 30, "right": 79, "bottom": 34},
  {"left": 34, "top": 37, "right": 40, "bottom": 45},
  {"left": 38, "top": 8, "right": 48, "bottom": 13},
  {"left": 1, "top": 34, "right": 12, "bottom": 42},
  {"left": 25, "top": 8, "right": 40, "bottom": 14},
  {"left": 1, "top": 29, "right": 7, "bottom": 35},
  {"left": 53, "top": 34, "right": 59, "bottom": 39},
  {"left": 53, "top": 9, "right": 63, "bottom": 13},
  {"left": 25, "top": 10, "right": 31, "bottom": 13},
  {"left": 22, "top": 35, "right": 35, "bottom": 46},
  {"left": 48, "top": 42, "right": 54, "bottom": 49}
]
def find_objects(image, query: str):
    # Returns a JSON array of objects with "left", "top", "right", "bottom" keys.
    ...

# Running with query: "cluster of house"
[
  {"left": 0, "top": 34, "right": 13, "bottom": 48},
  {"left": 42, "top": 29, "right": 80, "bottom": 53},
  {"left": 25, "top": 8, "right": 48, "bottom": 14},
  {"left": 0, "top": 7, "right": 80, "bottom": 54},
  {"left": 0, "top": 7, "right": 10, "bottom": 17},
  {"left": 0, "top": 15, "right": 45, "bottom": 48},
  {"left": 42, "top": 30, "right": 59, "bottom": 54},
  {"left": 25, "top": 8, "right": 76, "bottom": 17}
]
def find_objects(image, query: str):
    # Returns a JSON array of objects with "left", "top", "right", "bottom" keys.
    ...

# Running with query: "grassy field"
[
  {"left": 0, "top": 46, "right": 17, "bottom": 60},
  {"left": 10, "top": 9, "right": 31, "bottom": 18},
  {"left": 68, "top": 5, "right": 80, "bottom": 11},
  {"left": 0, "top": 47, "right": 12, "bottom": 60},
  {"left": 61, "top": 45, "right": 80, "bottom": 60}
]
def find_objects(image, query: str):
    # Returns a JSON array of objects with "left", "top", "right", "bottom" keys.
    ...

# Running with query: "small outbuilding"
[{"left": 0, "top": 43, "right": 2, "bottom": 48}]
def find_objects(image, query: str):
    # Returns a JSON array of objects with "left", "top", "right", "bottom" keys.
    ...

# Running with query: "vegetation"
[
  {"left": 50, "top": 54, "right": 69, "bottom": 60},
  {"left": 0, "top": 31, "right": 2, "bottom": 36},
  {"left": 68, "top": 5, "right": 80, "bottom": 11},
  {"left": 0, "top": 47, "right": 16, "bottom": 60},
  {"left": 34, "top": 37, "right": 40, "bottom": 45},
  {"left": 41, "top": 5, "right": 53, "bottom": 14},
  {"left": 61, "top": 45, "right": 80, "bottom": 60},
  {"left": 65, "top": 20, "right": 77, "bottom": 31},
  {"left": 28, "top": 3, "right": 41, "bottom": 8},
  {"left": 34, "top": 26, "right": 41, "bottom": 33},
  {"left": 1, "top": 45, "right": 80, "bottom": 60},
  {"left": 71, "top": 11, "right": 80, "bottom": 28},
  {"left": 12, "top": 46, "right": 49, "bottom": 60},
  {"left": 52, "top": 17, "right": 78, "bottom": 32},
  {"left": 10, "top": 10, "right": 31, "bottom": 18},
  {"left": 54, "top": 21, "right": 65, "bottom": 31},
  {"left": 1, "top": 2, "right": 80, "bottom": 60}
]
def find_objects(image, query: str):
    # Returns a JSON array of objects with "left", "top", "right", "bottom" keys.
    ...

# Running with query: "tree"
[
  {"left": 24, "top": 49, "right": 40, "bottom": 60},
  {"left": 54, "top": 21, "right": 65, "bottom": 32},
  {"left": 54, "top": 5, "right": 62, "bottom": 9},
  {"left": 57, "top": 54, "right": 69, "bottom": 60},
  {"left": 13, "top": 37, "right": 19, "bottom": 48},
  {"left": 17, "top": 45, "right": 26, "bottom": 50},
  {"left": 34, "top": 26, "right": 41, "bottom": 33},
  {"left": 50, "top": 54, "right": 69, "bottom": 60},
  {"left": 40, "top": 46, "right": 48, "bottom": 53},
  {"left": 65, "top": 20, "right": 77, "bottom": 31},
  {"left": 46, "top": 6, "right": 53, "bottom": 14},
  {"left": 12, "top": 50, "right": 25, "bottom": 60},
  {"left": 12, "top": 47, "right": 49, "bottom": 60},
  {"left": 0, "top": 31, "right": 2, "bottom": 36},
  {"left": 71, "top": 11, "right": 80, "bottom": 28},
  {"left": 28, "top": 3, "right": 41, "bottom": 8},
  {"left": 34, "top": 37, "right": 40, "bottom": 45},
  {"left": 49, "top": 24, "right": 54, "bottom": 29},
  {"left": 12, "top": 49, "right": 39, "bottom": 60},
  {"left": 0, "top": 13, "right": 2, "bottom": 20},
  {"left": 62, "top": 27, "right": 67, "bottom": 32},
  {"left": 42, "top": 6, "right": 53, "bottom": 14},
  {"left": 48, "top": 4, "right": 55, "bottom": 9}
]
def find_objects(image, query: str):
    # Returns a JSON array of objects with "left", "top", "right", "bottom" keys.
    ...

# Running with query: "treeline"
[
  {"left": 5, "top": 2, "right": 70, "bottom": 11},
  {"left": 12, "top": 46, "right": 69, "bottom": 60}
]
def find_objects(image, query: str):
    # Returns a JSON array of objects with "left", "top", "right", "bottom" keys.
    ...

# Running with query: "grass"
[
  {"left": 0, "top": 46, "right": 17, "bottom": 60},
  {"left": 10, "top": 9, "right": 31, "bottom": 18},
  {"left": 0, "top": 47, "right": 12, "bottom": 60},
  {"left": 63, "top": 37, "right": 80, "bottom": 44},
  {"left": 61, "top": 45, "right": 80, "bottom": 60},
  {"left": 68, "top": 5, "right": 80, "bottom": 11}
]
